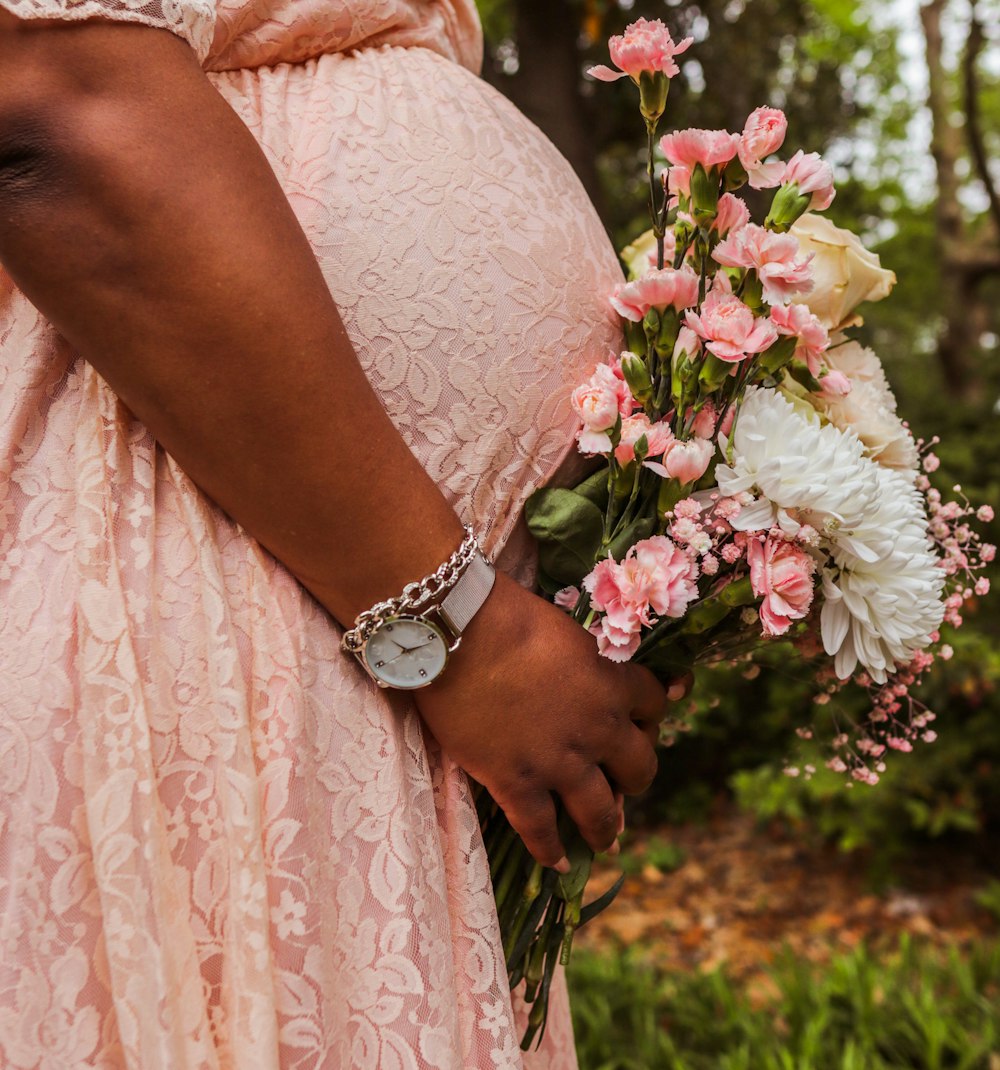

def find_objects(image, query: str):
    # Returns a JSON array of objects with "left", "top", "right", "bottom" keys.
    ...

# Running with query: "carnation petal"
[{"left": 587, "top": 65, "right": 626, "bottom": 81}]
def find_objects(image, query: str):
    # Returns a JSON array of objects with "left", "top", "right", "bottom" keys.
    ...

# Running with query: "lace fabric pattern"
[{"left": 0, "top": 3, "right": 625, "bottom": 1068}]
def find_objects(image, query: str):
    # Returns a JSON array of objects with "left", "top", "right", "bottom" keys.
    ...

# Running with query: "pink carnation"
[
  {"left": 739, "top": 107, "right": 788, "bottom": 189},
  {"left": 769, "top": 302, "right": 830, "bottom": 374},
  {"left": 685, "top": 289, "right": 779, "bottom": 363},
  {"left": 661, "top": 437, "right": 715, "bottom": 484},
  {"left": 748, "top": 536, "right": 816, "bottom": 637},
  {"left": 588, "top": 18, "right": 693, "bottom": 83},
  {"left": 554, "top": 586, "right": 580, "bottom": 610},
  {"left": 660, "top": 128, "right": 741, "bottom": 172},
  {"left": 780, "top": 150, "right": 836, "bottom": 211},
  {"left": 713, "top": 223, "right": 814, "bottom": 305},
  {"left": 820, "top": 369, "right": 852, "bottom": 396},
  {"left": 584, "top": 536, "right": 699, "bottom": 662},
  {"left": 571, "top": 362, "right": 633, "bottom": 453},
  {"left": 610, "top": 266, "right": 700, "bottom": 321},
  {"left": 713, "top": 193, "right": 751, "bottom": 236},
  {"left": 668, "top": 165, "right": 692, "bottom": 201},
  {"left": 615, "top": 413, "right": 674, "bottom": 465},
  {"left": 673, "top": 325, "right": 702, "bottom": 362},
  {"left": 690, "top": 401, "right": 719, "bottom": 439},
  {"left": 646, "top": 436, "right": 714, "bottom": 485}
]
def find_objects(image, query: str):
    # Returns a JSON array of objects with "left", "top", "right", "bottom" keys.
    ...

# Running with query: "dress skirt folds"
[{"left": 0, "top": 0, "right": 625, "bottom": 1065}]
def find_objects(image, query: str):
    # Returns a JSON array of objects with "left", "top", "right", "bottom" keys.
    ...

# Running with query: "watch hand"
[{"left": 382, "top": 640, "right": 435, "bottom": 666}]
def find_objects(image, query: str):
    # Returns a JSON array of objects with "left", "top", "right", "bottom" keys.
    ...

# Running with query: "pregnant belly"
[{"left": 210, "top": 47, "right": 623, "bottom": 561}]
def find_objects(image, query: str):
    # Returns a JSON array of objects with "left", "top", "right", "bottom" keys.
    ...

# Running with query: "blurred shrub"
[{"left": 568, "top": 937, "right": 1000, "bottom": 1069}]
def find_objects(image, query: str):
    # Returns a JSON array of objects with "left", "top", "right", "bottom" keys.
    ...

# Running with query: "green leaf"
[
  {"left": 637, "top": 637, "right": 694, "bottom": 679},
  {"left": 570, "top": 467, "right": 611, "bottom": 511},
  {"left": 606, "top": 516, "right": 655, "bottom": 562},
  {"left": 556, "top": 822, "right": 594, "bottom": 903},
  {"left": 525, "top": 488, "right": 606, "bottom": 586},
  {"left": 579, "top": 873, "right": 626, "bottom": 925}
]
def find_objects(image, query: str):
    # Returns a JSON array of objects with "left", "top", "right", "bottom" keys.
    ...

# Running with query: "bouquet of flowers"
[{"left": 481, "top": 17, "right": 995, "bottom": 1049}]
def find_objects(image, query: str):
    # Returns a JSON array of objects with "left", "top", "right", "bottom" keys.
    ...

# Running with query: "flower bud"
[
  {"left": 621, "top": 352, "right": 654, "bottom": 403},
  {"left": 765, "top": 182, "right": 812, "bottom": 233},
  {"left": 698, "top": 353, "right": 731, "bottom": 392},
  {"left": 740, "top": 272, "right": 764, "bottom": 311},
  {"left": 723, "top": 157, "right": 749, "bottom": 191},
  {"left": 758, "top": 335, "right": 797, "bottom": 375},
  {"left": 656, "top": 309, "right": 680, "bottom": 358},
  {"left": 638, "top": 70, "right": 670, "bottom": 124},
  {"left": 624, "top": 318, "right": 648, "bottom": 355},
  {"left": 689, "top": 163, "right": 720, "bottom": 222}
]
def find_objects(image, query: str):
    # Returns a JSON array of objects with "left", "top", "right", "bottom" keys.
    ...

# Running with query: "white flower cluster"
[
  {"left": 716, "top": 388, "right": 944, "bottom": 682},
  {"left": 820, "top": 340, "right": 918, "bottom": 471}
]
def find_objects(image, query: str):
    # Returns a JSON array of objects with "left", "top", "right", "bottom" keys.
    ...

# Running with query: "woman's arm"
[{"left": 0, "top": 15, "right": 670, "bottom": 867}]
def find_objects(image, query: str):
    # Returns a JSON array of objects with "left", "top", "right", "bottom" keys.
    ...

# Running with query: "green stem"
[{"left": 646, "top": 119, "right": 664, "bottom": 270}]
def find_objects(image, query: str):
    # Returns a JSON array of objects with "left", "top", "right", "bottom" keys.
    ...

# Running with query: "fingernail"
[
  {"left": 554, "top": 856, "right": 571, "bottom": 874},
  {"left": 617, "top": 810, "right": 625, "bottom": 836},
  {"left": 667, "top": 682, "right": 686, "bottom": 702},
  {"left": 607, "top": 840, "right": 621, "bottom": 857}
]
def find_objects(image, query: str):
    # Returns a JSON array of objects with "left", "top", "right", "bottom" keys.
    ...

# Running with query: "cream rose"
[
  {"left": 620, "top": 228, "right": 676, "bottom": 280},
  {"left": 790, "top": 214, "right": 896, "bottom": 331}
]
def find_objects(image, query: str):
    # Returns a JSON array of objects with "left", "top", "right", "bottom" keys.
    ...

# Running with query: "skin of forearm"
[{"left": 0, "top": 16, "right": 465, "bottom": 626}]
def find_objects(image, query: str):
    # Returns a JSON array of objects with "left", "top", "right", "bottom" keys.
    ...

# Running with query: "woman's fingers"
[
  {"left": 625, "top": 662, "right": 673, "bottom": 725},
  {"left": 603, "top": 722, "right": 658, "bottom": 795},
  {"left": 561, "top": 766, "right": 621, "bottom": 854},
  {"left": 666, "top": 671, "right": 695, "bottom": 703},
  {"left": 495, "top": 786, "right": 567, "bottom": 871}
]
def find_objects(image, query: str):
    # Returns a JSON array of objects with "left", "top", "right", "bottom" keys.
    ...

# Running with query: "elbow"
[{"left": 0, "top": 108, "right": 63, "bottom": 205}]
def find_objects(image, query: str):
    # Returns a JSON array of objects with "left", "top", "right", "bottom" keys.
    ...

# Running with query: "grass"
[{"left": 568, "top": 936, "right": 1000, "bottom": 1069}]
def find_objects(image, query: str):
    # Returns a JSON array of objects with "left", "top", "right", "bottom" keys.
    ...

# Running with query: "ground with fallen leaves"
[{"left": 577, "top": 806, "right": 1000, "bottom": 998}]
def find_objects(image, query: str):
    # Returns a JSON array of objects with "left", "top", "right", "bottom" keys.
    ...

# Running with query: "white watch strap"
[{"left": 438, "top": 552, "right": 496, "bottom": 636}]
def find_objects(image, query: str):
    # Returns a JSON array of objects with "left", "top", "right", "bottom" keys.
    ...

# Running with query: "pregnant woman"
[{"left": 0, "top": 1, "right": 675, "bottom": 1066}]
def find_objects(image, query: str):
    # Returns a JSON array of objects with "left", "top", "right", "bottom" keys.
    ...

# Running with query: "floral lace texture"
[{"left": 0, "top": 9, "right": 624, "bottom": 1070}]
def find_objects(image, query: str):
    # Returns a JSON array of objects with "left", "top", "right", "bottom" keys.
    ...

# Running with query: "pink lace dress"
[{"left": 0, "top": 1, "right": 624, "bottom": 1067}]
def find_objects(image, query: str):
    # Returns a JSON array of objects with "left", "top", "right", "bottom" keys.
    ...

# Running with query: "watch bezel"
[{"left": 362, "top": 614, "right": 451, "bottom": 690}]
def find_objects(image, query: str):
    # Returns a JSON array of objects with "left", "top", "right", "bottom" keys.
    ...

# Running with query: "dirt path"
[{"left": 576, "top": 808, "right": 999, "bottom": 996}]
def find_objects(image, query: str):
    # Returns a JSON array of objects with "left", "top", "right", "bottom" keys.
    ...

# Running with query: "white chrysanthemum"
[
  {"left": 716, "top": 388, "right": 943, "bottom": 682},
  {"left": 717, "top": 388, "right": 881, "bottom": 559},
  {"left": 821, "top": 467, "right": 945, "bottom": 682}
]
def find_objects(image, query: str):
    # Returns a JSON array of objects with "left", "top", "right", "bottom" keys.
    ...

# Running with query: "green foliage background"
[{"left": 475, "top": 0, "right": 1000, "bottom": 865}]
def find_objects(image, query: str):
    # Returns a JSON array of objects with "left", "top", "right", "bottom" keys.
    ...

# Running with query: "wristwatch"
[{"left": 342, "top": 529, "right": 497, "bottom": 691}]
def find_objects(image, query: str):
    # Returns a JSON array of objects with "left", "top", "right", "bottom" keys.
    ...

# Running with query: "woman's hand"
[{"left": 415, "top": 572, "right": 681, "bottom": 870}]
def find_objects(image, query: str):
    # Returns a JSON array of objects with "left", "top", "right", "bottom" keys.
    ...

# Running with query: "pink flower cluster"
[
  {"left": 610, "top": 266, "right": 700, "bottom": 321},
  {"left": 588, "top": 18, "right": 693, "bottom": 83},
  {"left": 685, "top": 287, "right": 778, "bottom": 363},
  {"left": 748, "top": 536, "right": 816, "bottom": 636},
  {"left": 770, "top": 303, "right": 830, "bottom": 376},
  {"left": 583, "top": 537, "right": 699, "bottom": 661},
  {"left": 570, "top": 359, "right": 633, "bottom": 453},
  {"left": 714, "top": 224, "right": 815, "bottom": 305},
  {"left": 739, "top": 107, "right": 787, "bottom": 188},
  {"left": 660, "top": 129, "right": 741, "bottom": 173}
]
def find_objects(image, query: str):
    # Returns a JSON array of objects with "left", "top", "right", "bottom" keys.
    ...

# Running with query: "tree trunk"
[
  {"left": 500, "top": 0, "right": 605, "bottom": 219},
  {"left": 920, "top": 0, "right": 990, "bottom": 401}
]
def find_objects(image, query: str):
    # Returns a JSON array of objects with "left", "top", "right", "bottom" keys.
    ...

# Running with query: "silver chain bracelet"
[{"left": 341, "top": 525, "right": 481, "bottom": 653}]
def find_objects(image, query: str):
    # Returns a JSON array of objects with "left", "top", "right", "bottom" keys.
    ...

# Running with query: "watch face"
[{"left": 363, "top": 616, "right": 449, "bottom": 690}]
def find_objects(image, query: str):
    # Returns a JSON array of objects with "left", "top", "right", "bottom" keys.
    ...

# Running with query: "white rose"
[
  {"left": 790, "top": 214, "right": 896, "bottom": 332},
  {"left": 820, "top": 380, "right": 918, "bottom": 472}
]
